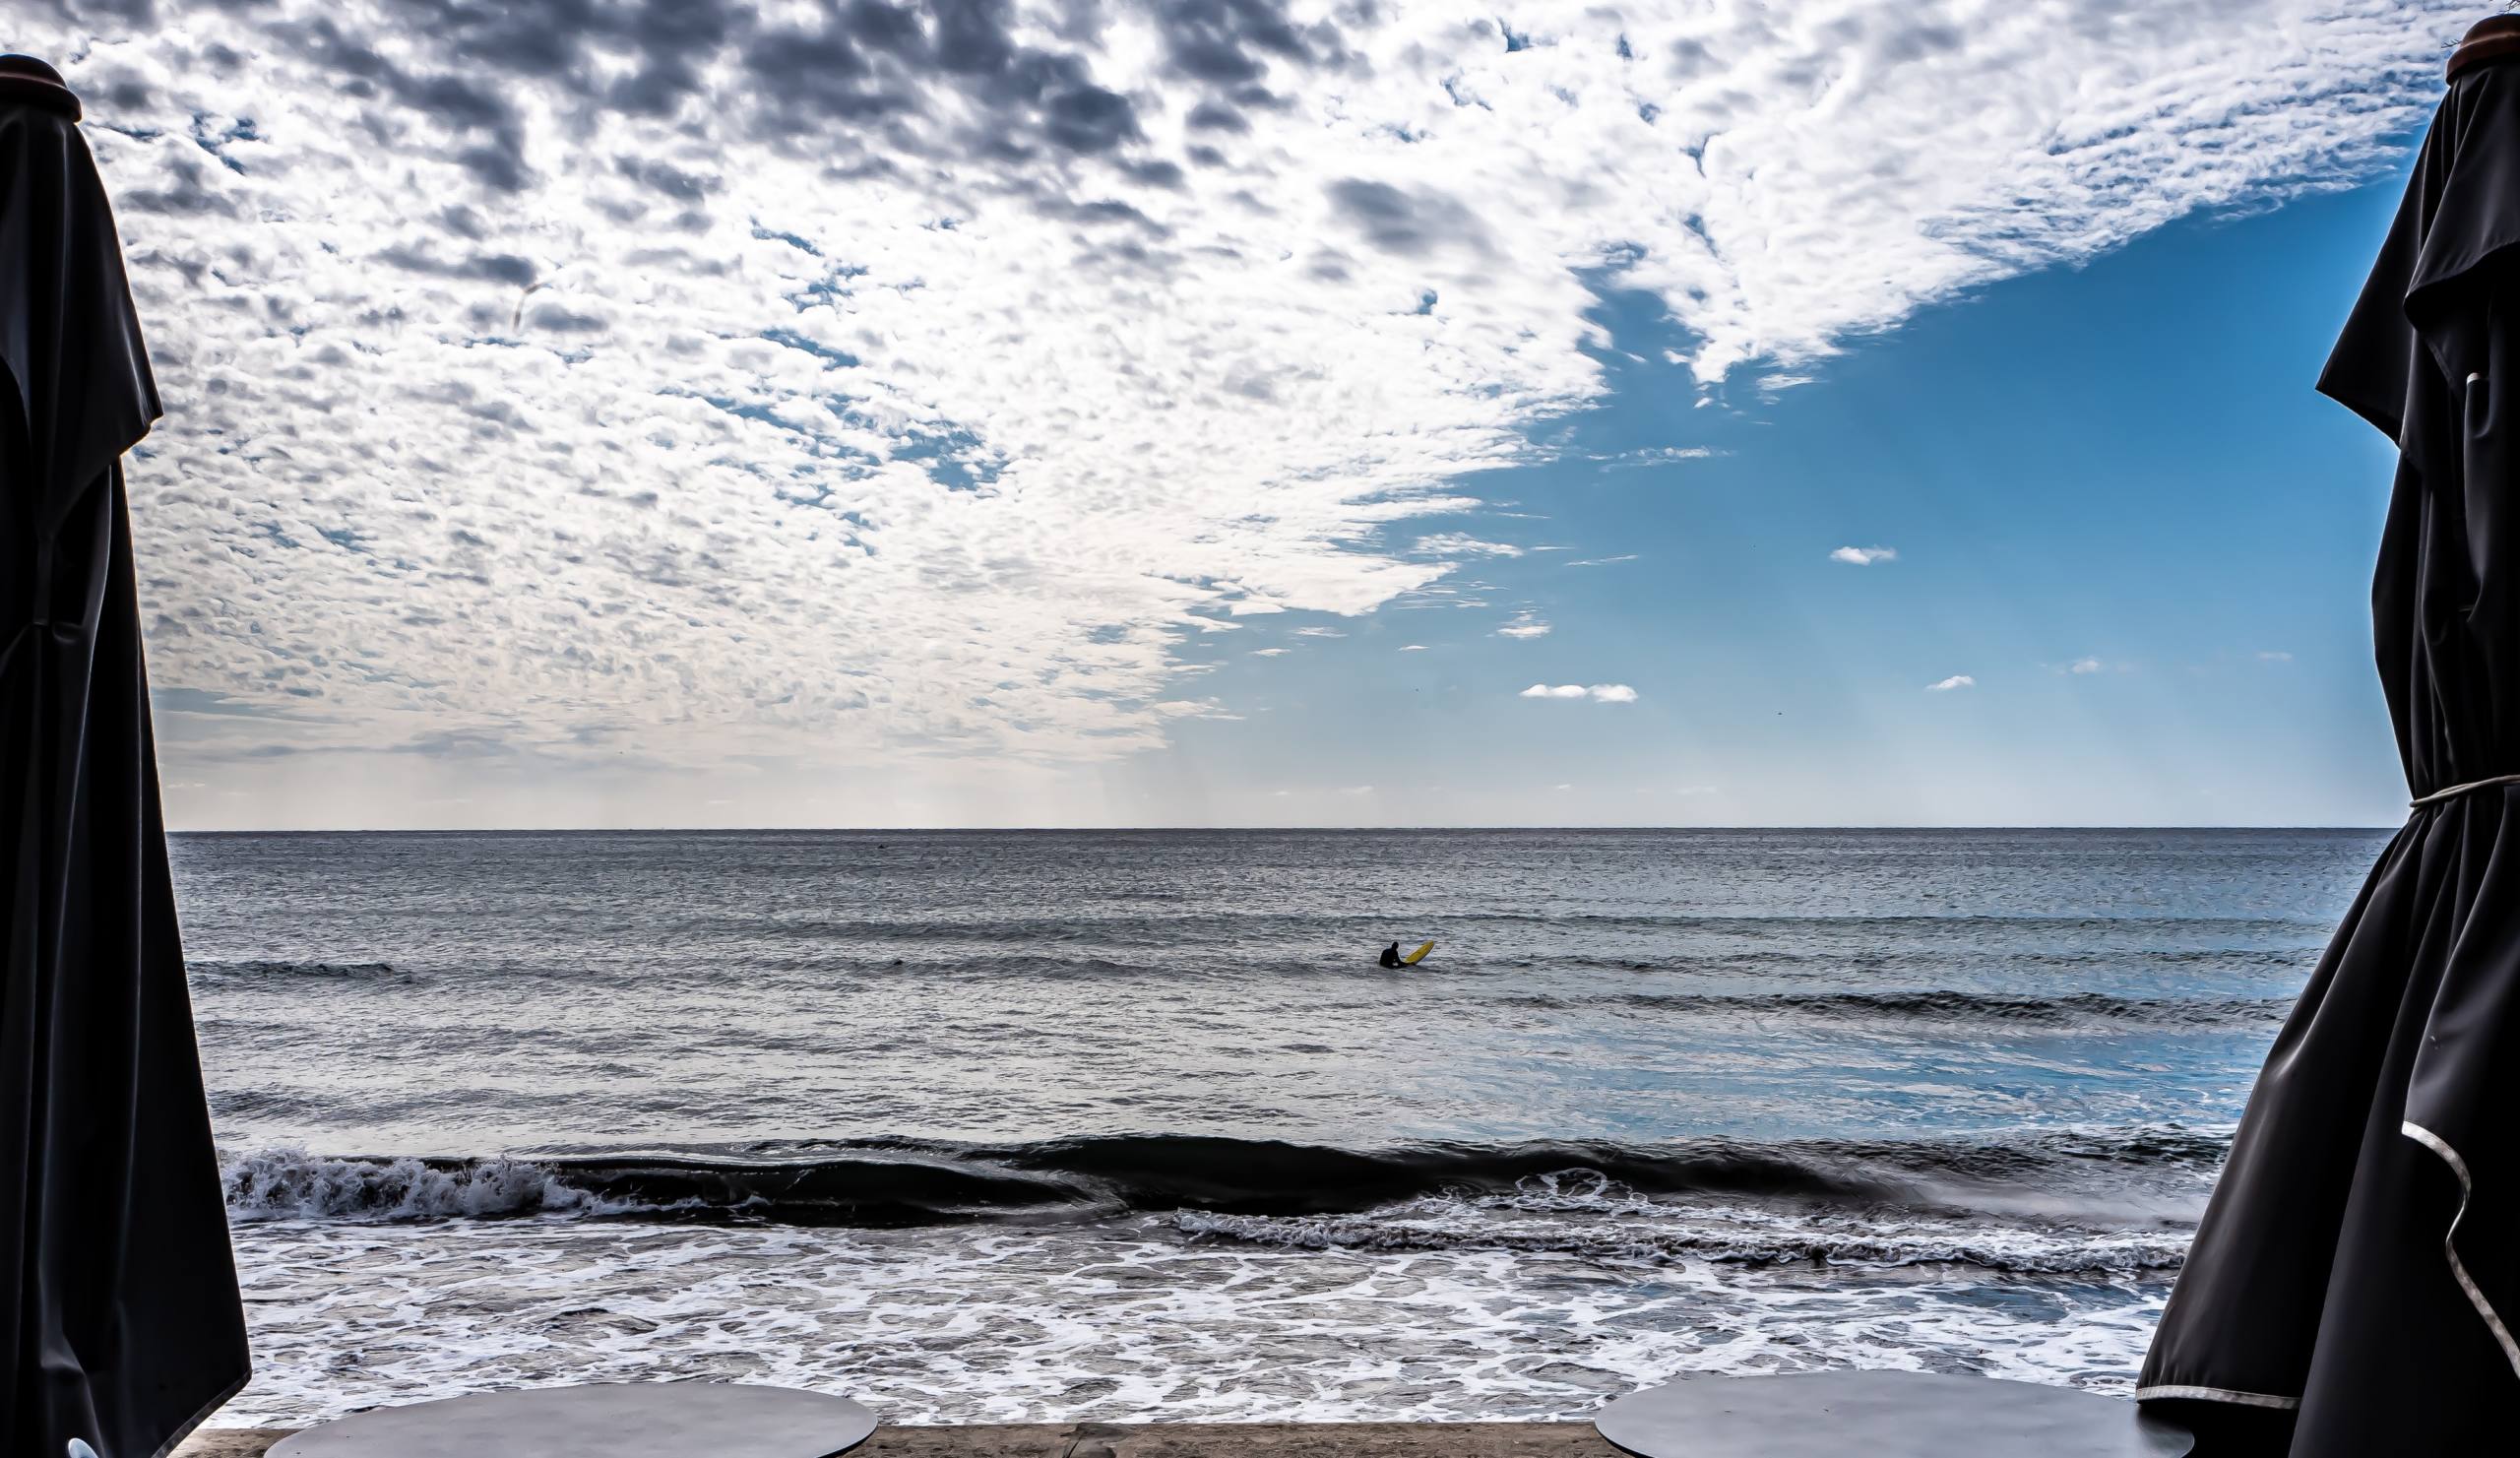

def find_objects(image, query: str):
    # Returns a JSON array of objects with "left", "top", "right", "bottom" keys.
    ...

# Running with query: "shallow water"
[{"left": 175, "top": 828, "right": 2378, "bottom": 1425}]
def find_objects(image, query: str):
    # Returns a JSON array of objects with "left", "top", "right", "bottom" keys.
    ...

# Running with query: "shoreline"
[{"left": 180, "top": 1422, "right": 1623, "bottom": 1456}]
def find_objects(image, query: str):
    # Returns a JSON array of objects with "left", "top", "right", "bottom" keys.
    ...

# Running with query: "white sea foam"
[
  {"left": 222, "top": 1147, "right": 594, "bottom": 1222},
  {"left": 217, "top": 1217, "right": 2169, "bottom": 1427},
  {"left": 1169, "top": 1199, "right": 2189, "bottom": 1275}
]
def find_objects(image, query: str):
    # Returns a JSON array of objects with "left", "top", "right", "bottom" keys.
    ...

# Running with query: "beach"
[{"left": 177, "top": 827, "right": 2367, "bottom": 1428}]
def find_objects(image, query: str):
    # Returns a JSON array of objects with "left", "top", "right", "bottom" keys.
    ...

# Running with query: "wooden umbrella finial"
[{"left": 2449, "top": 15, "right": 2520, "bottom": 80}]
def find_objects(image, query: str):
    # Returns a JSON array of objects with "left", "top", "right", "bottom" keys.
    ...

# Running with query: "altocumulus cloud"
[
  {"left": 1522, "top": 683, "right": 1636, "bottom": 702},
  {"left": 22, "top": 0, "right": 2465, "bottom": 780},
  {"left": 1926, "top": 675, "right": 1976, "bottom": 692},
  {"left": 1831, "top": 546, "right": 1897, "bottom": 565}
]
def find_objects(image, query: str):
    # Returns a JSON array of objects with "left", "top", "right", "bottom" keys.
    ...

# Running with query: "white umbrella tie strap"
[{"left": 2410, "top": 773, "right": 2520, "bottom": 808}]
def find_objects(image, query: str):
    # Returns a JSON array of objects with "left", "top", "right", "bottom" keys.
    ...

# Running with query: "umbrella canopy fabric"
[
  {"left": 1, "top": 55, "right": 251, "bottom": 1458},
  {"left": 2136, "top": 39, "right": 2520, "bottom": 1458}
]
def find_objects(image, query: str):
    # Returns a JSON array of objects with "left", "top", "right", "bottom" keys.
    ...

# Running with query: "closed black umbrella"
[
  {"left": 1, "top": 55, "right": 250, "bottom": 1457},
  {"left": 2137, "top": 18, "right": 2520, "bottom": 1457}
]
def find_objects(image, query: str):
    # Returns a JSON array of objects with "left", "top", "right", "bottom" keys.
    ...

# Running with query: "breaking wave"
[{"left": 219, "top": 1124, "right": 2222, "bottom": 1278}]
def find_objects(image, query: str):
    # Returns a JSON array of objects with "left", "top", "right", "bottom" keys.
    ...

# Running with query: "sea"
[{"left": 174, "top": 827, "right": 2384, "bottom": 1426}]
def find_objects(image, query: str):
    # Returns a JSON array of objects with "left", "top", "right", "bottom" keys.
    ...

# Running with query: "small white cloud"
[
  {"left": 1589, "top": 446, "right": 1717, "bottom": 469},
  {"left": 1521, "top": 683, "right": 1636, "bottom": 702},
  {"left": 1398, "top": 644, "right": 1429, "bottom": 652},
  {"left": 2257, "top": 650, "right": 2294, "bottom": 663},
  {"left": 1292, "top": 627, "right": 1347, "bottom": 638},
  {"left": 1589, "top": 684, "right": 1638, "bottom": 703},
  {"left": 1523, "top": 683, "right": 1590, "bottom": 699},
  {"left": 1554, "top": 783, "right": 1573, "bottom": 791},
  {"left": 1926, "top": 674, "right": 1976, "bottom": 692},
  {"left": 1568, "top": 554, "right": 1639, "bottom": 568},
  {"left": 1153, "top": 699, "right": 1239, "bottom": 721},
  {"left": 1415, "top": 533, "right": 1525, "bottom": 558},
  {"left": 1496, "top": 611, "right": 1551, "bottom": 639},
  {"left": 2068, "top": 657, "right": 2105, "bottom": 674},
  {"left": 1252, "top": 648, "right": 1292, "bottom": 658},
  {"left": 1831, "top": 545, "right": 1897, "bottom": 566}
]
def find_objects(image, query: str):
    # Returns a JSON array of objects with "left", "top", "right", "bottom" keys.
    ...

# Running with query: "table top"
[
  {"left": 264, "top": 1382, "right": 877, "bottom": 1458},
  {"left": 1595, "top": 1372, "right": 2193, "bottom": 1458}
]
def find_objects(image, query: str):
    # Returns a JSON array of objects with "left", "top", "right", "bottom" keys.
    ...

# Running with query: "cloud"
[
  {"left": 1251, "top": 648, "right": 1292, "bottom": 657},
  {"left": 1589, "top": 445, "right": 1716, "bottom": 469},
  {"left": 1415, "top": 533, "right": 1525, "bottom": 558},
  {"left": 1326, "top": 178, "right": 1495, "bottom": 258},
  {"left": 1398, "top": 644, "right": 1429, "bottom": 652},
  {"left": 1926, "top": 675, "right": 1976, "bottom": 692},
  {"left": 1496, "top": 612, "right": 1552, "bottom": 640},
  {"left": 2068, "top": 657, "right": 2106, "bottom": 674},
  {"left": 1521, "top": 683, "right": 1635, "bottom": 702},
  {"left": 2258, "top": 650, "right": 2294, "bottom": 663},
  {"left": 21, "top": 0, "right": 2468, "bottom": 793},
  {"left": 1567, "top": 554, "right": 1639, "bottom": 567},
  {"left": 1830, "top": 545, "right": 1898, "bottom": 566},
  {"left": 1292, "top": 626, "right": 1347, "bottom": 638}
]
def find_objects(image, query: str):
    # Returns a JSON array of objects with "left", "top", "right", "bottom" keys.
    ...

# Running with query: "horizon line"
[{"left": 163, "top": 822, "right": 2405, "bottom": 835}]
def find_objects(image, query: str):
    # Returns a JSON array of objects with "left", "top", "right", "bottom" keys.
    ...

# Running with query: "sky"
[{"left": 21, "top": 0, "right": 2483, "bottom": 829}]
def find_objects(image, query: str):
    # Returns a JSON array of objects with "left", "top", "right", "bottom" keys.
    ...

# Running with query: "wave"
[
  {"left": 1505, "top": 989, "right": 2292, "bottom": 1027},
  {"left": 1168, "top": 1205, "right": 2191, "bottom": 1275},
  {"left": 223, "top": 1149, "right": 598, "bottom": 1221},
  {"left": 189, "top": 959, "right": 409, "bottom": 983},
  {"left": 1443, "top": 911, "right": 2329, "bottom": 935},
  {"left": 220, "top": 1125, "right": 2226, "bottom": 1237},
  {"left": 735, "top": 909, "right": 2333, "bottom": 946}
]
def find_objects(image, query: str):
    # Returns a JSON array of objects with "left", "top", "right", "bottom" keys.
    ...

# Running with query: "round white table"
[
  {"left": 266, "top": 1382, "right": 878, "bottom": 1458},
  {"left": 1595, "top": 1371, "right": 2192, "bottom": 1458}
]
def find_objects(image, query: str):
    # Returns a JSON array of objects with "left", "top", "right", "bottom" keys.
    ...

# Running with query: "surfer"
[{"left": 1378, "top": 942, "right": 1404, "bottom": 969}]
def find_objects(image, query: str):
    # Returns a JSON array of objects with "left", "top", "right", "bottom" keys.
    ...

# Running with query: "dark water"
[{"left": 175, "top": 828, "right": 2380, "bottom": 1425}]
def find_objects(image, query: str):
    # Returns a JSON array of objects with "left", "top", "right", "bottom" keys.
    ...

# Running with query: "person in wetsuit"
[{"left": 1378, "top": 942, "right": 1404, "bottom": 968}]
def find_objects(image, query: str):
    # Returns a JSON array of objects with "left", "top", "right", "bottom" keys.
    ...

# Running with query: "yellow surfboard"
[{"left": 1401, "top": 940, "right": 1435, "bottom": 966}]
